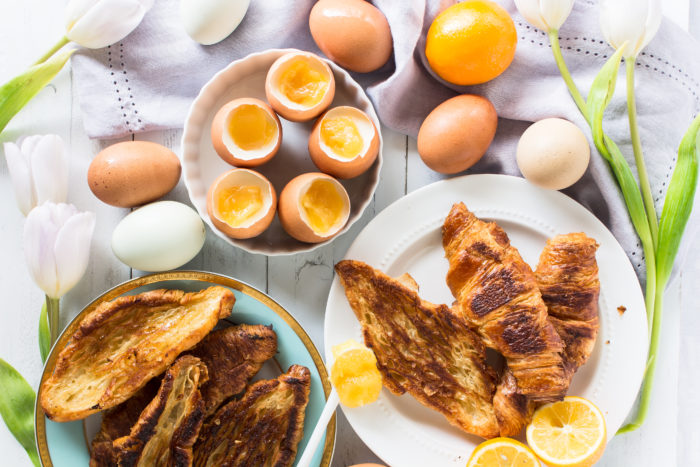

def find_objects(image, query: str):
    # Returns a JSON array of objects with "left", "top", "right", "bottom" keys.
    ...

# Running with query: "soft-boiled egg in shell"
[
  {"left": 265, "top": 51, "right": 335, "bottom": 122},
  {"left": 211, "top": 97, "right": 282, "bottom": 167},
  {"left": 309, "top": 106, "right": 379, "bottom": 179},
  {"left": 207, "top": 168, "right": 277, "bottom": 239},
  {"left": 278, "top": 172, "right": 350, "bottom": 243}
]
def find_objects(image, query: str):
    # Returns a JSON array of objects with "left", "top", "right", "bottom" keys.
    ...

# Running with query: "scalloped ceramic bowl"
[{"left": 181, "top": 49, "right": 383, "bottom": 255}]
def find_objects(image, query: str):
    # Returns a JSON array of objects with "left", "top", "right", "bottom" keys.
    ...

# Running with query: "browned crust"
[
  {"left": 188, "top": 323, "right": 278, "bottom": 415},
  {"left": 193, "top": 365, "right": 311, "bottom": 467},
  {"left": 442, "top": 203, "right": 567, "bottom": 402},
  {"left": 335, "top": 260, "right": 500, "bottom": 439},
  {"left": 40, "top": 286, "right": 235, "bottom": 422},
  {"left": 112, "top": 355, "right": 208, "bottom": 466},
  {"left": 536, "top": 233, "right": 600, "bottom": 371}
]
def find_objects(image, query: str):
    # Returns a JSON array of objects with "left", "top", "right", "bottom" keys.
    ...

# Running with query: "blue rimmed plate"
[{"left": 36, "top": 271, "right": 335, "bottom": 467}]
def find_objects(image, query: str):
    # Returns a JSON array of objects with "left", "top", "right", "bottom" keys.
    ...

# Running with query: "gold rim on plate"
[{"left": 35, "top": 270, "right": 336, "bottom": 467}]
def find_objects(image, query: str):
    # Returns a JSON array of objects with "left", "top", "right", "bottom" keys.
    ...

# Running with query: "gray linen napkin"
[{"left": 72, "top": 0, "right": 700, "bottom": 282}]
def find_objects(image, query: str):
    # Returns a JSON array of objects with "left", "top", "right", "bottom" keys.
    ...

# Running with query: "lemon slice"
[
  {"left": 526, "top": 396, "right": 606, "bottom": 467},
  {"left": 467, "top": 437, "right": 540, "bottom": 467}
]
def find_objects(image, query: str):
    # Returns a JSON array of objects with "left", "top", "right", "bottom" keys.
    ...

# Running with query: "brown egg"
[
  {"left": 278, "top": 172, "right": 350, "bottom": 243},
  {"left": 206, "top": 168, "right": 277, "bottom": 239},
  {"left": 417, "top": 95, "right": 498, "bottom": 174},
  {"left": 87, "top": 141, "right": 181, "bottom": 207},
  {"left": 309, "top": 0, "right": 393, "bottom": 73},
  {"left": 308, "top": 106, "right": 379, "bottom": 179},
  {"left": 265, "top": 51, "right": 335, "bottom": 122},
  {"left": 211, "top": 97, "right": 282, "bottom": 167}
]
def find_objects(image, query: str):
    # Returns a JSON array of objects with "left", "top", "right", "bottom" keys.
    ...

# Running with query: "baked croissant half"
[
  {"left": 494, "top": 232, "right": 601, "bottom": 436},
  {"left": 442, "top": 202, "right": 567, "bottom": 403}
]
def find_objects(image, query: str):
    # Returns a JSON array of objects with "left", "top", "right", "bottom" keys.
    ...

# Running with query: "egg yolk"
[
  {"left": 278, "top": 60, "right": 329, "bottom": 107},
  {"left": 228, "top": 105, "right": 277, "bottom": 151},
  {"left": 301, "top": 180, "right": 345, "bottom": 235},
  {"left": 331, "top": 339, "right": 382, "bottom": 408},
  {"left": 321, "top": 116, "right": 364, "bottom": 160},
  {"left": 216, "top": 185, "right": 263, "bottom": 227}
]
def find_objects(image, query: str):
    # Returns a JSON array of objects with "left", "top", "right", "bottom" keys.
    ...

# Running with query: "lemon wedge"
[
  {"left": 526, "top": 396, "right": 606, "bottom": 467},
  {"left": 467, "top": 437, "right": 540, "bottom": 467}
]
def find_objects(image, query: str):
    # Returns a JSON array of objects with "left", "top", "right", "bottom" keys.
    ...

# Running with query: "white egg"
[
  {"left": 516, "top": 118, "right": 590, "bottom": 190},
  {"left": 181, "top": 0, "right": 250, "bottom": 45},
  {"left": 112, "top": 201, "right": 206, "bottom": 272}
]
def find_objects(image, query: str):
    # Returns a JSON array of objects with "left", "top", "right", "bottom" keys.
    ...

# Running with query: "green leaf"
[
  {"left": 656, "top": 114, "right": 700, "bottom": 285},
  {"left": 0, "top": 48, "right": 74, "bottom": 134},
  {"left": 0, "top": 359, "right": 39, "bottom": 467},
  {"left": 585, "top": 48, "right": 654, "bottom": 252},
  {"left": 39, "top": 303, "right": 50, "bottom": 364},
  {"left": 586, "top": 47, "right": 626, "bottom": 161}
]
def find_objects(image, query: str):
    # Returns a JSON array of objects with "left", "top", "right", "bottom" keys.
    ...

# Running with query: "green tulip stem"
[
  {"left": 618, "top": 273, "right": 667, "bottom": 434},
  {"left": 548, "top": 29, "right": 587, "bottom": 116},
  {"left": 33, "top": 36, "right": 69, "bottom": 66},
  {"left": 45, "top": 296, "right": 60, "bottom": 346},
  {"left": 626, "top": 59, "right": 659, "bottom": 248}
]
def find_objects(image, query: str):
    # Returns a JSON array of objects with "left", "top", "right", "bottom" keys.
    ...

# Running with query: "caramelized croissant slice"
[
  {"left": 442, "top": 203, "right": 566, "bottom": 402},
  {"left": 188, "top": 324, "right": 278, "bottom": 415},
  {"left": 536, "top": 233, "right": 600, "bottom": 371},
  {"left": 41, "top": 286, "right": 234, "bottom": 422},
  {"left": 193, "top": 365, "right": 311, "bottom": 467},
  {"left": 112, "top": 355, "right": 208, "bottom": 466},
  {"left": 493, "top": 233, "right": 601, "bottom": 436},
  {"left": 90, "top": 380, "right": 160, "bottom": 467},
  {"left": 335, "top": 260, "right": 500, "bottom": 439}
]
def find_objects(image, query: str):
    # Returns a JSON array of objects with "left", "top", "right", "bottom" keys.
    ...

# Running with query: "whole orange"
[{"left": 425, "top": 0, "right": 517, "bottom": 85}]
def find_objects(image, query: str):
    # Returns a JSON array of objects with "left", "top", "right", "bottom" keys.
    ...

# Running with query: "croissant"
[
  {"left": 493, "top": 232, "right": 601, "bottom": 436},
  {"left": 443, "top": 202, "right": 567, "bottom": 403}
]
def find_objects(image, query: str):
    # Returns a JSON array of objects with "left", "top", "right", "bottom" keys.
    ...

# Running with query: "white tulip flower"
[
  {"left": 65, "top": 0, "right": 155, "bottom": 49},
  {"left": 3, "top": 135, "right": 69, "bottom": 216},
  {"left": 599, "top": 0, "right": 662, "bottom": 59},
  {"left": 514, "top": 0, "right": 575, "bottom": 32},
  {"left": 24, "top": 202, "right": 96, "bottom": 299}
]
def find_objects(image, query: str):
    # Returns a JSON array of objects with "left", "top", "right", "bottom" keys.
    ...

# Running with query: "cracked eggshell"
[
  {"left": 206, "top": 168, "right": 276, "bottom": 239},
  {"left": 278, "top": 172, "right": 350, "bottom": 243},
  {"left": 308, "top": 106, "right": 379, "bottom": 179},
  {"left": 210, "top": 97, "right": 282, "bottom": 167},
  {"left": 265, "top": 51, "right": 335, "bottom": 122}
]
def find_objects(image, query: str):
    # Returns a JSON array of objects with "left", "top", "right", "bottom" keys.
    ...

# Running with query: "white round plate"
[
  {"left": 181, "top": 48, "right": 383, "bottom": 255},
  {"left": 324, "top": 174, "right": 647, "bottom": 467}
]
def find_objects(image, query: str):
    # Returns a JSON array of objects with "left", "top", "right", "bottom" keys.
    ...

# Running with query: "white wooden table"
[{"left": 0, "top": 1, "right": 697, "bottom": 466}]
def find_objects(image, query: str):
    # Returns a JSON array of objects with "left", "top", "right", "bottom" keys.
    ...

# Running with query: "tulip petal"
[
  {"left": 66, "top": 0, "right": 154, "bottom": 49},
  {"left": 3, "top": 142, "right": 33, "bottom": 216},
  {"left": 24, "top": 204, "right": 61, "bottom": 297},
  {"left": 639, "top": 0, "right": 662, "bottom": 55},
  {"left": 600, "top": 0, "right": 650, "bottom": 58},
  {"left": 31, "top": 135, "right": 69, "bottom": 207},
  {"left": 539, "top": 0, "right": 574, "bottom": 31},
  {"left": 53, "top": 210, "right": 95, "bottom": 298},
  {"left": 514, "top": 0, "right": 549, "bottom": 31}
]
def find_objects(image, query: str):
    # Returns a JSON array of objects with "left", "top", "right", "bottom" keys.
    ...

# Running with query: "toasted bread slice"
[
  {"left": 189, "top": 323, "right": 278, "bottom": 415},
  {"left": 111, "top": 355, "right": 208, "bottom": 466},
  {"left": 443, "top": 203, "right": 567, "bottom": 402},
  {"left": 335, "top": 260, "right": 499, "bottom": 439},
  {"left": 40, "top": 286, "right": 234, "bottom": 422},
  {"left": 193, "top": 365, "right": 311, "bottom": 467}
]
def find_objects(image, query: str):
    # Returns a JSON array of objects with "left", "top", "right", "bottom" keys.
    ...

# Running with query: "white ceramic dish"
[
  {"left": 181, "top": 48, "right": 383, "bottom": 255},
  {"left": 324, "top": 174, "right": 647, "bottom": 467}
]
